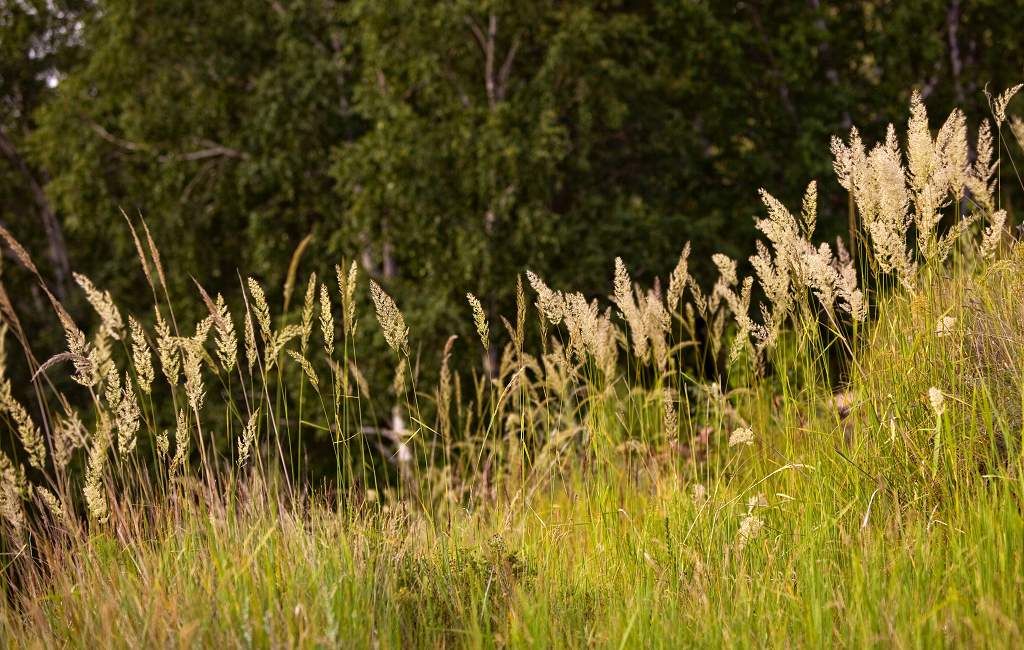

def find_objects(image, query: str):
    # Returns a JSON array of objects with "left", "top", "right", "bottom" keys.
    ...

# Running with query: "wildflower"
[
  {"left": 692, "top": 484, "right": 707, "bottom": 503},
  {"left": 736, "top": 514, "right": 764, "bottom": 550},
  {"left": 729, "top": 427, "right": 755, "bottom": 448},
  {"left": 936, "top": 316, "right": 957, "bottom": 338}
]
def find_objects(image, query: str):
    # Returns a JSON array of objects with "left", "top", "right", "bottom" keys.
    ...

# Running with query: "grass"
[{"left": 1, "top": 92, "right": 1023, "bottom": 648}]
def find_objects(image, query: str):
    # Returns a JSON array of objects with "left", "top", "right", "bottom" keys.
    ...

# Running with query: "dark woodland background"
[{"left": 3, "top": 0, "right": 1023, "bottom": 398}]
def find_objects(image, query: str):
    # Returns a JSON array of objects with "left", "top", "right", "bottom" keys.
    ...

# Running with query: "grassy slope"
[{"left": 3, "top": 246, "right": 1022, "bottom": 648}]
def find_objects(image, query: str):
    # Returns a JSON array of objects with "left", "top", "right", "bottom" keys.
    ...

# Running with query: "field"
[{"left": 1, "top": 91, "right": 1023, "bottom": 648}]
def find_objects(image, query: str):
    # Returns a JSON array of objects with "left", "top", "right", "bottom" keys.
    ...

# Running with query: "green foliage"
[{"left": 6, "top": 0, "right": 1024, "bottom": 384}]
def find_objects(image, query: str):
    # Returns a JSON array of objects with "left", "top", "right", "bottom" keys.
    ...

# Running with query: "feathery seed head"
[
  {"left": 981, "top": 210, "right": 1007, "bottom": 260},
  {"left": 466, "top": 293, "right": 489, "bottom": 350},
  {"left": 128, "top": 316, "right": 154, "bottom": 394},
  {"left": 288, "top": 350, "right": 320, "bottom": 392},
  {"left": 369, "top": 280, "right": 408, "bottom": 354},
  {"left": 526, "top": 270, "right": 564, "bottom": 325},
  {"left": 663, "top": 387, "right": 677, "bottom": 434},
  {"left": 301, "top": 273, "right": 316, "bottom": 354},
  {"left": 666, "top": 243, "right": 692, "bottom": 313},
  {"left": 170, "top": 409, "right": 189, "bottom": 475},
  {"left": 237, "top": 408, "right": 259, "bottom": 467},
  {"left": 990, "top": 83, "right": 1022, "bottom": 125},
  {"left": 319, "top": 284, "right": 335, "bottom": 356},
  {"left": 84, "top": 412, "right": 112, "bottom": 521},
  {"left": 155, "top": 312, "right": 181, "bottom": 386},
  {"left": 244, "top": 311, "right": 257, "bottom": 371},
  {"left": 800, "top": 181, "right": 817, "bottom": 237},
  {"left": 336, "top": 261, "right": 359, "bottom": 337},
  {"left": 116, "top": 374, "right": 140, "bottom": 457},
  {"left": 247, "top": 277, "right": 273, "bottom": 347},
  {"left": 183, "top": 341, "right": 205, "bottom": 412},
  {"left": 74, "top": 273, "right": 124, "bottom": 338}
]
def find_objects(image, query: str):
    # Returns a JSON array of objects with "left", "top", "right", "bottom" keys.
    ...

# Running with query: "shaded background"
[{"left": 3, "top": 0, "right": 1023, "bottom": 391}]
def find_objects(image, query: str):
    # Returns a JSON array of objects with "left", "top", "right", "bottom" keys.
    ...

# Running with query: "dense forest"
[{"left": 3, "top": 0, "right": 1023, "bottom": 390}]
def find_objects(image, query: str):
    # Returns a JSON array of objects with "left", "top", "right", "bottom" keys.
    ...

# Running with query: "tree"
[
  {"left": 1, "top": 0, "right": 89, "bottom": 301},
  {"left": 30, "top": 0, "right": 356, "bottom": 317}
]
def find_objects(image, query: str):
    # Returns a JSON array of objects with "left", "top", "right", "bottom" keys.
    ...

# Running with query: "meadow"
[{"left": 1, "top": 90, "right": 1023, "bottom": 648}]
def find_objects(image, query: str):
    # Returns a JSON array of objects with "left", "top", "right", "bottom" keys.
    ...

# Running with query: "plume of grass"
[
  {"left": 155, "top": 312, "right": 180, "bottom": 386},
  {"left": 369, "top": 280, "right": 409, "bottom": 355},
  {"left": 169, "top": 409, "right": 189, "bottom": 476},
  {"left": 319, "top": 284, "right": 335, "bottom": 357},
  {"left": 247, "top": 277, "right": 273, "bottom": 348},
  {"left": 301, "top": 273, "right": 316, "bottom": 355},
  {"left": 83, "top": 412, "right": 113, "bottom": 521},
  {"left": 0, "top": 326, "right": 47, "bottom": 470},
  {"left": 73, "top": 273, "right": 124, "bottom": 339},
  {"left": 237, "top": 408, "right": 260, "bottom": 467},
  {"left": 467, "top": 293, "right": 489, "bottom": 352},
  {"left": 336, "top": 261, "right": 358, "bottom": 338},
  {"left": 128, "top": 316, "right": 154, "bottom": 394}
]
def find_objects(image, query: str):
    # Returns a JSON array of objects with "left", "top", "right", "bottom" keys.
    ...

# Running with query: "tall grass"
[{"left": 1, "top": 90, "right": 1023, "bottom": 647}]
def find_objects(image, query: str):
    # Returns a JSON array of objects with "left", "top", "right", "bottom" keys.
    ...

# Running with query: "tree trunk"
[{"left": 0, "top": 128, "right": 71, "bottom": 300}]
